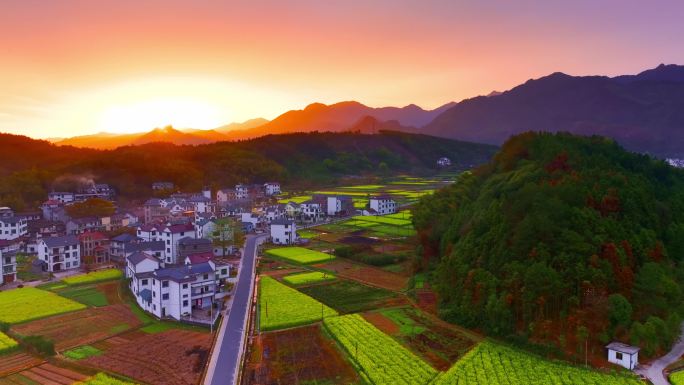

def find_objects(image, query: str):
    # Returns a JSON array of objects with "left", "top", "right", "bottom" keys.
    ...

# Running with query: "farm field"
[
  {"left": 0, "top": 332, "right": 18, "bottom": 354},
  {"left": 64, "top": 345, "right": 102, "bottom": 360},
  {"left": 299, "top": 280, "right": 401, "bottom": 314},
  {"left": 242, "top": 324, "right": 359, "bottom": 385},
  {"left": 265, "top": 247, "right": 335, "bottom": 265},
  {"left": 363, "top": 307, "right": 478, "bottom": 370},
  {"left": 277, "top": 195, "right": 312, "bottom": 204},
  {"left": 54, "top": 285, "right": 109, "bottom": 307},
  {"left": 1, "top": 363, "right": 88, "bottom": 385},
  {"left": 323, "top": 314, "right": 438, "bottom": 384},
  {"left": 259, "top": 276, "right": 337, "bottom": 331},
  {"left": 671, "top": 370, "right": 684, "bottom": 385},
  {"left": 282, "top": 271, "right": 336, "bottom": 286},
  {"left": 62, "top": 269, "right": 123, "bottom": 286},
  {"left": 0, "top": 352, "right": 44, "bottom": 377},
  {"left": 12, "top": 304, "right": 142, "bottom": 351},
  {"left": 315, "top": 259, "right": 408, "bottom": 291},
  {"left": 0, "top": 287, "right": 86, "bottom": 324},
  {"left": 78, "top": 373, "right": 138, "bottom": 385},
  {"left": 432, "top": 341, "right": 643, "bottom": 385},
  {"left": 83, "top": 329, "right": 211, "bottom": 385}
]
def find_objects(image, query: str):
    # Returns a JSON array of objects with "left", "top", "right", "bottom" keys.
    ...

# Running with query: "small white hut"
[{"left": 606, "top": 342, "right": 640, "bottom": 370}]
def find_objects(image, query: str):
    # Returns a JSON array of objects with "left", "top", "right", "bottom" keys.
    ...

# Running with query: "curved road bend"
[
  {"left": 635, "top": 323, "right": 684, "bottom": 385},
  {"left": 205, "top": 234, "right": 265, "bottom": 385}
]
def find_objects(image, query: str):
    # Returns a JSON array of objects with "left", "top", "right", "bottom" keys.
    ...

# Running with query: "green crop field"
[
  {"left": 351, "top": 215, "right": 412, "bottom": 226},
  {"left": 432, "top": 341, "right": 643, "bottom": 385},
  {"left": 299, "top": 280, "right": 397, "bottom": 314},
  {"left": 671, "top": 370, "right": 684, "bottom": 385},
  {"left": 265, "top": 247, "right": 335, "bottom": 264},
  {"left": 0, "top": 287, "right": 86, "bottom": 324},
  {"left": 324, "top": 314, "right": 438, "bottom": 385},
  {"left": 63, "top": 269, "right": 123, "bottom": 285},
  {"left": 78, "top": 373, "right": 138, "bottom": 385},
  {"left": 282, "top": 271, "right": 336, "bottom": 286},
  {"left": 0, "top": 331, "right": 18, "bottom": 354},
  {"left": 64, "top": 345, "right": 103, "bottom": 360},
  {"left": 259, "top": 276, "right": 337, "bottom": 331},
  {"left": 339, "top": 184, "right": 386, "bottom": 190},
  {"left": 57, "top": 285, "right": 109, "bottom": 307},
  {"left": 297, "top": 229, "right": 320, "bottom": 239},
  {"left": 277, "top": 195, "right": 312, "bottom": 204}
]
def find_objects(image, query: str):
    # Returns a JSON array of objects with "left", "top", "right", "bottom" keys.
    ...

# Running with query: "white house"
[
  {"left": 216, "top": 189, "right": 236, "bottom": 203},
  {"left": 48, "top": 191, "right": 75, "bottom": 204},
  {"left": 270, "top": 218, "right": 297, "bottom": 245},
  {"left": 240, "top": 212, "right": 261, "bottom": 229},
  {"left": 37, "top": 235, "right": 81, "bottom": 272},
  {"left": 126, "top": 251, "right": 161, "bottom": 279},
  {"left": 196, "top": 218, "right": 217, "bottom": 239},
  {"left": 0, "top": 208, "right": 28, "bottom": 240},
  {"left": 368, "top": 195, "right": 397, "bottom": 215},
  {"left": 129, "top": 259, "right": 218, "bottom": 321},
  {"left": 437, "top": 157, "right": 452, "bottom": 167},
  {"left": 235, "top": 184, "right": 249, "bottom": 199},
  {"left": 1, "top": 249, "right": 17, "bottom": 285},
  {"left": 137, "top": 223, "right": 196, "bottom": 264},
  {"left": 189, "top": 195, "right": 212, "bottom": 214},
  {"left": 606, "top": 342, "right": 639, "bottom": 370},
  {"left": 264, "top": 182, "right": 281, "bottom": 196},
  {"left": 300, "top": 200, "right": 323, "bottom": 222}
]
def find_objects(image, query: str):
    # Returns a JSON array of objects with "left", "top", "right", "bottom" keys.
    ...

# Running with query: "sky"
[{"left": 1, "top": 0, "right": 684, "bottom": 139}]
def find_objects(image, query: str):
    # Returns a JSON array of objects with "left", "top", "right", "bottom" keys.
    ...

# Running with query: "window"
[
  {"left": 162, "top": 281, "right": 169, "bottom": 288},
  {"left": 183, "top": 294, "right": 188, "bottom": 298},
  {"left": 183, "top": 300, "right": 188, "bottom": 307},
  {"left": 615, "top": 352, "right": 623, "bottom": 360},
  {"left": 221, "top": 269, "right": 227, "bottom": 275},
  {"left": 153, "top": 291, "right": 156, "bottom": 297},
  {"left": 162, "top": 293, "right": 169, "bottom": 300},
  {"left": 66, "top": 262, "right": 70, "bottom": 268},
  {"left": 142, "top": 279, "right": 148, "bottom": 285},
  {"left": 203, "top": 274, "right": 209, "bottom": 280},
  {"left": 182, "top": 284, "right": 188, "bottom": 289}
]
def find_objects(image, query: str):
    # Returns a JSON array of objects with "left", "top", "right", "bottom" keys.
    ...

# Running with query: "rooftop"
[{"left": 606, "top": 342, "right": 640, "bottom": 354}]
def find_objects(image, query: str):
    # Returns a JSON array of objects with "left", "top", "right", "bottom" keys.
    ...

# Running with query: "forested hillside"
[
  {"left": 0, "top": 131, "right": 496, "bottom": 210},
  {"left": 413, "top": 132, "right": 684, "bottom": 358}
]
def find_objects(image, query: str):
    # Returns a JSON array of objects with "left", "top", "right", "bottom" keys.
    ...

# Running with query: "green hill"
[{"left": 413, "top": 132, "right": 684, "bottom": 357}]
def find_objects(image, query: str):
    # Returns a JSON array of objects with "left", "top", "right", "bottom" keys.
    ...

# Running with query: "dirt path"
[{"left": 635, "top": 323, "right": 684, "bottom": 385}]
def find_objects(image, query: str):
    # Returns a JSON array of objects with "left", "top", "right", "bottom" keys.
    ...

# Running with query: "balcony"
[
  {"left": 51, "top": 256, "right": 63, "bottom": 263},
  {"left": 2, "top": 265, "right": 15, "bottom": 274}
]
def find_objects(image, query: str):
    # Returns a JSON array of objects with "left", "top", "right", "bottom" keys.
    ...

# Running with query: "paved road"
[
  {"left": 205, "top": 234, "right": 265, "bottom": 385},
  {"left": 635, "top": 323, "right": 684, "bottom": 385}
]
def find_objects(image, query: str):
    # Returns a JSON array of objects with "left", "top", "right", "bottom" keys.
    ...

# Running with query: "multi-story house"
[
  {"left": 48, "top": 191, "right": 75, "bottom": 204},
  {"left": 110, "top": 233, "right": 138, "bottom": 263},
  {"left": 0, "top": 207, "right": 28, "bottom": 240},
  {"left": 152, "top": 182, "right": 175, "bottom": 191},
  {"left": 37, "top": 235, "right": 81, "bottom": 272},
  {"left": 137, "top": 222, "right": 196, "bottom": 264},
  {"left": 368, "top": 195, "right": 397, "bottom": 215},
  {"left": 235, "top": 184, "right": 249, "bottom": 199},
  {"left": 270, "top": 219, "right": 297, "bottom": 245},
  {"left": 177, "top": 237, "right": 213, "bottom": 260},
  {"left": 300, "top": 200, "right": 323, "bottom": 222},
  {"left": 143, "top": 198, "right": 170, "bottom": 223},
  {"left": 66, "top": 217, "right": 101, "bottom": 235},
  {"left": 1, "top": 249, "right": 17, "bottom": 285},
  {"left": 127, "top": 253, "right": 219, "bottom": 321},
  {"left": 189, "top": 195, "right": 212, "bottom": 214},
  {"left": 325, "top": 196, "right": 355, "bottom": 216},
  {"left": 41, "top": 200, "right": 68, "bottom": 222},
  {"left": 263, "top": 182, "right": 281, "bottom": 196},
  {"left": 78, "top": 231, "right": 110, "bottom": 265},
  {"left": 216, "top": 188, "right": 236, "bottom": 202}
]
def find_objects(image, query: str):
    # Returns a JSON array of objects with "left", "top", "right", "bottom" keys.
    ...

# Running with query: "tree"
[
  {"left": 65, "top": 198, "right": 115, "bottom": 218},
  {"left": 608, "top": 294, "right": 632, "bottom": 331},
  {"left": 211, "top": 218, "right": 235, "bottom": 258}
]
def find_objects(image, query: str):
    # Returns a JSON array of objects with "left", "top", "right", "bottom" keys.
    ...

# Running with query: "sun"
[{"left": 96, "top": 98, "right": 224, "bottom": 134}]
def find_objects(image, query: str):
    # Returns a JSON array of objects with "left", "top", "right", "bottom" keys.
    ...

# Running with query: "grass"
[
  {"left": 0, "top": 331, "right": 18, "bottom": 354},
  {"left": 63, "top": 269, "right": 123, "bottom": 285},
  {"left": 265, "top": 247, "right": 335, "bottom": 265},
  {"left": 339, "top": 184, "right": 386, "bottom": 190},
  {"left": 259, "top": 276, "right": 337, "bottom": 331},
  {"left": 299, "top": 280, "right": 397, "bottom": 314},
  {"left": 57, "top": 285, "right": 109, "bottom": 307},
  {"left": 671, "top": 370, "right": 684, "bottom": 385},
  {"left": 351, "top": 215, "right": 412, "bottom": 226},
  {"left": 139, "top": 321, "right": 207, "bottom": 334},
  {"left": 282, "top": 271, "right": 336, "bottom": 286},
  {"left": 109, "top": 323, "right": 130, "bottom": 334},
  {"left": 0, "top": 287, "right": 86, "bottom": 324},
  {"left": 297, "top": 229, "right": 320, "bottom": 239},
  {"left": 64, "top": 345, "right": 102, "bottom": 360},
  {"left": 379, "top": 308, "right": 426, "bottom": 336}
]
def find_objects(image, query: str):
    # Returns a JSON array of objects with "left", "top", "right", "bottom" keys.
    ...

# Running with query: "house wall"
[
  {"left": 271, "top": 223, "right": 297, "bottom": 245},
  {"left": 607, "top": 350, "right": 638, "bottom": 370}
]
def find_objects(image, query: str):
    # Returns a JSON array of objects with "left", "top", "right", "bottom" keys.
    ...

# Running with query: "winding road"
[
  {"left": 204, "top": 234, "right": 265, "bottom": 385},
  {"left": 635, "top": 323, "right": 684, "bottom": 385}
]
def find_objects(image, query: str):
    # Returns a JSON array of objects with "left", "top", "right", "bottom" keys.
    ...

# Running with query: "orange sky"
[{"left": 1, "top": 0, "right": 683, "bottom": 138}]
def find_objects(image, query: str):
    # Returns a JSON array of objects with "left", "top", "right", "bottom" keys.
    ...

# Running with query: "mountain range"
[{"left": 52, "top": 64, "right": 684, "bottom": 157}]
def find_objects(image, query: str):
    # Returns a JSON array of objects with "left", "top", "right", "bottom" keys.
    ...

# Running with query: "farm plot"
[
  {"left": 2, "top": 363, "right": 88, "bottom": 385},
  {"left": 277, "top": 195, "right": 312, "bottom": 204},
  {"left": 363, "top": 307, "right": 477, "bottom": 370},
  {"left": 55, "top": 285, "right": 109, "bottom": 307},
  {"left": 265, "top": 247, "right": 334, "bottom": 265},
  {"left": 432, "top": 341, "right": 643, "bottom": 385},
  {"left": 299, "top": 280, "right": 402, "bottom": 314},
  {"left": 323, "top": 314, "right": 438, "bottom": 385},
  {"left": 83, "top": 329, "right": 211, "bottom": 385},
  {"left": 0, "top": 287, "right": 86, "bottom": 324},
  {"left": 78, "top": 373, "right": 138, "bottom": 385},
  {"left": 13, "top": 304, "right": 142, "bottom": 351},
  {"left": 0, "top": 352, "right": 43, "bottom": 377},
  {"left": 282, "top": 271, "right": 336, "bottom": 286},
  {"left": 259, "top": 276, "right": 337, "bottom": 331},
  {"left": 351, "top": 215, "right": 412, "bottom": 226},
  {"left": 63, "top": 269, "right": 122, "bottom": 286},
  {"left": 316, "top": 259, "right": 408, "bottom": 291},
  {"left": 671, "top": 371, "right": 684, "bottom": 385},
  {"left": 0, "top": 332, "right": 18, "bottom": 354},
  {"left": 243, "top": 324, "right": 358, "bottom": 385}
]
